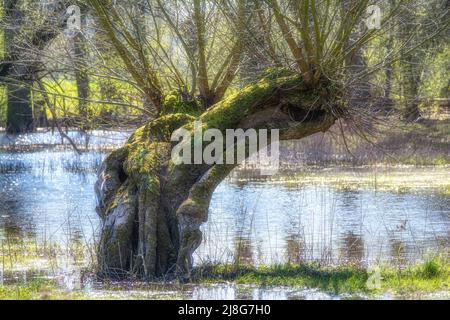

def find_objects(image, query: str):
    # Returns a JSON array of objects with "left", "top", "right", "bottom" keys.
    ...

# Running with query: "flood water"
[{"left": 0, "top": 130, "right": 449, "bottom": 299}]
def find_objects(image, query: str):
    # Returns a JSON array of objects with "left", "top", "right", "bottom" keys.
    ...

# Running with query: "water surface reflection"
[{"left": 0, "top": 132, "right": 449, "bottom": 275}]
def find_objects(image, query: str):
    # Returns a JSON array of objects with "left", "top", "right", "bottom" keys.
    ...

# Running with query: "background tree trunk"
[
  {"left": 401, "top": 53, "right": 421, "bottom": 122},
  {"left": 72, "top": 10, "right": 90, "bottom": 126},
  {"left": 4, "top": 0, "right": 33, "bottom": 133},
  {"left": 6, "top": 81, "right": 33, "bottom": 133},
  {"left": 2, "top": 0, "right": 68, "bottom": 133},
  {"left": 342, "top": 0, "right": 371, "bottom": 112}
]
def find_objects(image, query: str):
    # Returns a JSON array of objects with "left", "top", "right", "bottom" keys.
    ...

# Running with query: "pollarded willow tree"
[{"left": 88, "top": 0, "right": 445, "bottom": 279}]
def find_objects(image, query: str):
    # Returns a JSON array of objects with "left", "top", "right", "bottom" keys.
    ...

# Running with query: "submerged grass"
[
  {"left": 0, "top": 239, "right": 93, "bottom": 273},
  {"left": 231, "top": 166, "right": 450, "bottom": 196}
]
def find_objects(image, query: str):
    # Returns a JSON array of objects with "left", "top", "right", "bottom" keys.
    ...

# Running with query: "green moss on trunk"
[{"left": 96, "top": 73, "right": 337, "bottom": 280}]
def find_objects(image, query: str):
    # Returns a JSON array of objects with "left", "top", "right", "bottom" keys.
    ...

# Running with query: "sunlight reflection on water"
[{"left": 0, "top": 131, "right": 449, "bottom": 298}]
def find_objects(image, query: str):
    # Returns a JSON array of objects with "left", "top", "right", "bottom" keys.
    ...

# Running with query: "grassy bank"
[
  {"left": 0, "top": 279, "right": 88, "bottom": 300},
  {"left": 194, "top": 258, "right": 450, "bottom": 296},
  {"left": 1, "top": 258, "right": 448, "bottom": 299}
]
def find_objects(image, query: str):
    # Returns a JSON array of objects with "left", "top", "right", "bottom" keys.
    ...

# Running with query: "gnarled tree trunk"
[{"left": 95, "top": 73, "right": 337, "bottom": 279}]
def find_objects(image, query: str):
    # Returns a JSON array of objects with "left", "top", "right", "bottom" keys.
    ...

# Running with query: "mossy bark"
[{"left": 95, "top": 73, "right": 337, "bottom": 279}]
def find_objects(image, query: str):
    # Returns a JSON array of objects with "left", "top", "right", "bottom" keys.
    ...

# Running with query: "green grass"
[
  {"left": 194, "top": 258, "right": 450, "bottom": 296},
  {"left": 0, "top": 254, "right": 449, "bottom": 299},
  {"left": 0, "top": 279, "right": 88, "bottom": 300},
  {"left": 380, "top": 258, "right": 450, "bottom": 295},
  {"left": 38, "top": 79, "right": 142, "bottom": 119},
  {"left": 0, "top": 279, "right": 182, "bottom": 300},
  {"left": 195, "top": 263, "right": 368, "bottom": 294}
]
